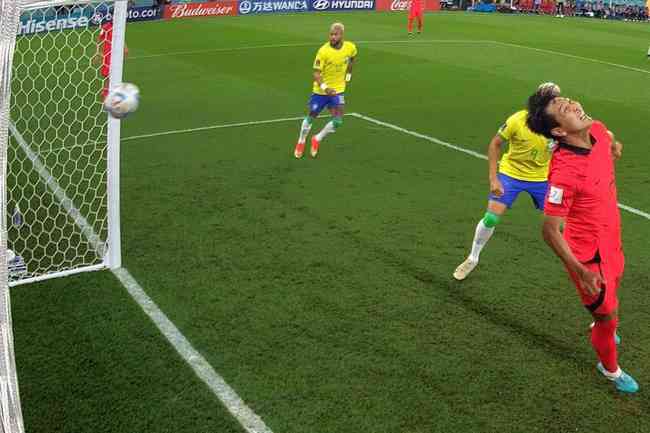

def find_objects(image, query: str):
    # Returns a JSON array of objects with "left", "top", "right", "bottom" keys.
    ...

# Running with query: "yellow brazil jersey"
[
  {"left": 312, "top": 41, "right": 358, "bottom": 95},
  {"left": 497, "top": 110, "right": 554, "bottom": 182}
]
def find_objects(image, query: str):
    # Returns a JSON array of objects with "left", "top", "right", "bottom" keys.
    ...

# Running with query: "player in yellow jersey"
[
  {"left": 453, "top": 83, "right": 561, "bottom": 280},
  {"left": 294, "top": 22, "right": 357, "bottom": 158}
]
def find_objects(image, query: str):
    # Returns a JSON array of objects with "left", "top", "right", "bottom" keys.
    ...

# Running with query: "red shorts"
[
  {"left": 567, "top": 260, "right": 622, "bottom": 315},
  {"left": 409, "top": 7, "right": 423, "bottom": 18}
]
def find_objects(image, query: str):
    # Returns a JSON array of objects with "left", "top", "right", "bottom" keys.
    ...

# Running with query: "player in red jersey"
[
  {"left": 408, "top": 0, "right": 424, "bottom": 36},
  {"left": 526, "top": 89, "right": 638, "bottom": 393},
  {"left": 97, "top": 21, "right": 128, "bottom": 100}
]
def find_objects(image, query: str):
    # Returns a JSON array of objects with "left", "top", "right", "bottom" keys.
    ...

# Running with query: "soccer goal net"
[{"left": 0, "top": 0, "right": 127, "bottom": 429}]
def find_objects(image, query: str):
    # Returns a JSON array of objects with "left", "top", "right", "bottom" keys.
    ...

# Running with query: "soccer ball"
[
  {"left": 104, "top": 83, "right": 140, "bottom": 119},
  {"left": 538, "top": 82, "right": 561, "bottom": 97}
]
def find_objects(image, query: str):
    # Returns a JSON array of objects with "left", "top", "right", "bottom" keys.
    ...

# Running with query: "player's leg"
[
  {"left": 592, "top": 313, "right": 638, "bottom": 392},
  {"left": 311, "top": 96, "right": 344, "bottom": 157},
  {"left": 408, "top": 9, "right": 415, "bottom": 35},
  {"left": 590, "top": 320, "right": 620, "bottom": 344},
  {"left": 574, "top": 264, "right": 638, "bottom": 392},
  {"left": 416, "top": 11, "right": 423, "bottom": 33},
  {"left": 453, "top": 173, "right": 523, "bottom": 280},
  {"left": 295, "top": 95, "right": 325, "bottom": 158},
  {"left": 453, "top": 200, "right": 506, "bottom": 280}
]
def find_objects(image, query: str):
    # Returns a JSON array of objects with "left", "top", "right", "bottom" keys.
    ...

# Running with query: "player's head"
[
  {"left": 527, "top": 91, "right": 592, "bottom": 140},
  {"left": 329, "top": 22, "right": 344, "bottom": 47}
]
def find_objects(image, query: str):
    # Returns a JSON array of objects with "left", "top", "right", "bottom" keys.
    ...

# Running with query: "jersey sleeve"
[
  {"left": 349, "top": 43, "right": 358, "bottom": 58},
  {"left": 497, "top": 113, "right": 518, "bottom": 141},
  {"left": 313, "top": 48, "right": 325, "bottom": 70},
  {"left": 543, "top": 172, "right": 577, "bottom": 218}
]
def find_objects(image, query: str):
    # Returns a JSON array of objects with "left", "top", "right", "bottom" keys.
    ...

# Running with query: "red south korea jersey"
[
  {"left": 99, "top": 22, "right": 113, "bottom": 76},
  {"left": 544, "top": 121, "right": 623, "bottom": 273},
  {"left": 410, "top": 0, "right": 423, "bottom": 11}
]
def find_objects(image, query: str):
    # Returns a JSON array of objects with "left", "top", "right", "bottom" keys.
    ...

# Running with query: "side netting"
[
  {"left": 0, "top": 0, "right": 26, "bottom": 430},
  {"left": 7, "top": 0, "right": 125, "bottom": 286},
  {"left": 0, "top": 0, "right": 126, "bottom": 430}
]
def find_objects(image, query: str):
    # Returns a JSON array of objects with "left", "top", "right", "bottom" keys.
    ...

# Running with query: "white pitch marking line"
[
  {"left": 123, "top": 112, "right": 650, "bottom": 221},
  {"left": 122, "top": 115, "right": 306, "bottom": 141},
  {"left": 9, "top": 122, "right": 105, "bottom": 258},
  {"left": 9, "top": 124, "right": 274, "bottom": 433},
  {"left": 127, "top": 39, "right": 489, "bottom": 60},
  {"left": 128, "top": 42, "right": 317, "bottom": 59},
  {"left": 491, "top": 41, "right": 650, "bottom": 76},
  {"left": 113, "top": 268, "right": 274, "bottom": 433},
  {"left": 127, "top": 39, "right": 650, "bottom": 76},
  {"left": 121, "top": 113, "right": 346, "bottom": 142},
  {"left": 349, "top": 112, "right": 650, "bottom": 222},
  {"left": 350, "top": 112, "right": 488, "bottom": 160},
  {"left": 618, "top": 203, "right": 650, "bottom": 220}
]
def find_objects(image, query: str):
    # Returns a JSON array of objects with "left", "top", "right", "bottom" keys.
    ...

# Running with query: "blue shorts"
[
  {"left": 488, "top": 172, "right": 548, "bottom": 210},
  {"left": 308, "top": 93, "right": 345, "bottom": 115}
]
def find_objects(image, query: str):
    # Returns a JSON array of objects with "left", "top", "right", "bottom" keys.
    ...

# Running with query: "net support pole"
[
  {"left": 0, "top": 0, "right": 26, "bottom": 430},
  {"left": 106, "top": 0, "right": 128, "bottom": 270}
]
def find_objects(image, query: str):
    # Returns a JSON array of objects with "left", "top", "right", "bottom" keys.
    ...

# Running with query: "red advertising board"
[
  {"left": 375, "top": 0, "right": 440, "bottom": 11},
  {"left": 163, "top": 1, "right": 238, "bottom": 19}
]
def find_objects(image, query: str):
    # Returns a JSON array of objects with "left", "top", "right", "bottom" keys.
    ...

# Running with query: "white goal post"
[{"left": 0, "top": 0, "right": 128, "bottom": 430}]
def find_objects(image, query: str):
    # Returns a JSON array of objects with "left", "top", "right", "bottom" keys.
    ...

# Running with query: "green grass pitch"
[{"left": 10, "top": 11, "right": 650, "bottom": 433}]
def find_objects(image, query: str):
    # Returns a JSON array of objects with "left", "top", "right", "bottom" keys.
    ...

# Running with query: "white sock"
[
  {"left": 469, "top": 219, "right": 495, "bottom": 262},
  {"left": 602, "top": 366, "right": 622, "bottom": 380},
  {"left": 315, "top": 121, "right": 336, "bottom": 141},
  {"left": 298, "top": 118, "right": 312, "bottom": 144}
]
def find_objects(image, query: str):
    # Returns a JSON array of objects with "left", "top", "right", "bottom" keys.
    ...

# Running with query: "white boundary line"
[
  {"left": 618, "top": 203, "right": 650, "bottom": 220},
  {"left": 9, "top": 122, "right": 106, "bottom": 258},
  {"left": 490, "top": 41, "right": 650, "bottom": 76},
  {"left": 351, "top": 112, "right": 488, "bottom": 160},
  {"left": 113, "top": 268, "right": 274, "bottom": 433},
  {"left": 9, "top": 125, "right": 274, "bottom": 433},
  {"left": 123, "top": 115, "right": 306, "bottom": 142},
  {"left": 127, "top": 39, "right": 489, "bottom": 60},
  {"left": 122, "top": 113, "right": 346, "bottom": 142},
  {"left": 349, "top": 112, "right": 650, "bottom": 222},
  {"left": 127, "top": 39, "right": 650, "bottom": 76},
  {"left": 122, "top": 113, "right": 650, "bottom": 222}
]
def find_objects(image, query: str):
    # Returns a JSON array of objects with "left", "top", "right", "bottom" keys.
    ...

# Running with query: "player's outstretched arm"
[
  {"left": 487, "top": 134, "right": 505, "bottom": 197},
  {"left": 542, "top": 215, "right": 602, "bottom": 295},
  {"left": 607, "top": 130, "right": 622, "bottom": 161},
  {"left": 346, "top": 57, "right": 355, "bottom": 83}
]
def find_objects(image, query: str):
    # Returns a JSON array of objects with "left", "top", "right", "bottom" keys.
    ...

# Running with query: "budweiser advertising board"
[
  {"left": 375, "top": 0, "right": 440, "bottom": 11},
  {"left": 163, "top": 1, "right": 238, "bottom": 19}
]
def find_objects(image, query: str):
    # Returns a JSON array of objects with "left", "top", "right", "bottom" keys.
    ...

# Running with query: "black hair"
[{"left": 526, "top": 90, "right": 560, "bottom": 139}]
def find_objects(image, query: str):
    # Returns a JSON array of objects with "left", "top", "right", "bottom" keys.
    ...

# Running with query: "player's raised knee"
[{"left": 483, "top": 212, "right": 500, "bottom": 228}]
